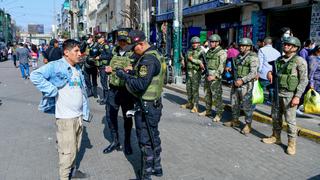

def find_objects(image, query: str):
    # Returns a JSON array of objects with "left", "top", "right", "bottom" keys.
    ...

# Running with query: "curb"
[{"left": 165, "top": 85, "right": 320, "bottom": 143}]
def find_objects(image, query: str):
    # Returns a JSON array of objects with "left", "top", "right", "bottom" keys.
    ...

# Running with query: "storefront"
[{"left": 266, "top": 4, "right": 312, "bottom": 43}]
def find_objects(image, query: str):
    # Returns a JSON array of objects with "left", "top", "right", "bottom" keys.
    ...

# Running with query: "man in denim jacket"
[{"left": 30, "top": 39, "right": 89, "bottom": 180}]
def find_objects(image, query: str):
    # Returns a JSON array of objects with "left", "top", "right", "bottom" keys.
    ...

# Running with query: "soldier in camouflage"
[
  {"left": 181, "top": 36, "right": 205, "bottom": 113},
  {"left": 223, "top": 38, "right": 259, "bottom": 135},
  {"left": 262, "top": 37, "right": 308, "bottom": 155},
  {"left": 103, "top": 29, "right": 136, "bottom": 155},
  {"left": 198, "top": 34, "right": 227, "bottom": 122}
]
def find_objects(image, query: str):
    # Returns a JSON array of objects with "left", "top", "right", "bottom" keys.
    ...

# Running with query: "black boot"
[
  {"left": 152, "top": 146, "right": 163, "bottom": 177},
  {"left": 140, "top": 146, "right": 153, "bottom": 180},
  {"left": 92, "top": 86, "right": 98, "bottom": 98},
  {"left": 103, "top": 133, "right": 121, "bottom": 154},
  {"left": 124, "top": 137, "right": 133, "bottom": 155},
  {"left": 87, "top": 88, "right": 93, "bottom": 97},
  {"left": 99, "top": 90, "right": 108, "bottom": 105}
]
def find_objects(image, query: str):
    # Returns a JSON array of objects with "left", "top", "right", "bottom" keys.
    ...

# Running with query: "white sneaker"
[{"left": 296, "top": 109, "right": 304, "bottom": 115}]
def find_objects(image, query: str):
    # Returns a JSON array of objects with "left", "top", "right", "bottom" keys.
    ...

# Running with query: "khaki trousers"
[{"left": 56, "top": 116, "right": 83, "bottom": 180}]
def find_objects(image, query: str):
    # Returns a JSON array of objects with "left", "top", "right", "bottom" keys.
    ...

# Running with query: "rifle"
[
  {"left": 200, "top": 52, "right": 209, "bottom": 77},
  {"left": 231, "top": 57, "right": 238, "bottom": 82},
  {"left": 269, "top": 60, "right": 280, "bottom": 121}
]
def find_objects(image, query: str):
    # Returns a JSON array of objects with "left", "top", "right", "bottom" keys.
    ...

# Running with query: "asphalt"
[{"left": 165, "top": 82, "right": 320, "bottom": 143}]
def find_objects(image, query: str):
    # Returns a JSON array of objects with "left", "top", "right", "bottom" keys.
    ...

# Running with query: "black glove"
[{"left": 116, "top": 68, "right": 128, "bottom": 79}]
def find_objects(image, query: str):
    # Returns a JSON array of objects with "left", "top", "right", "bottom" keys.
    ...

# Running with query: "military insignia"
[
  {"left": 139, "top": 65, "right": 148, "bottom": 77},
  {"left": 118, "top": 31, "right": 128, "bottom": 36}
]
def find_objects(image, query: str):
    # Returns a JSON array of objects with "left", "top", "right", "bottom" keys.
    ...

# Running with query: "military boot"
[
  {"left": 140, "top": 146, "right": 153, "bottom": 180},
  {"left": 212, "top": 115, "right": 222, "bottom": 122},
  {"left": 262, "top": 130, "right": 282, "bottom": 144},
  {"left": 286, "top": 138, "right": 296, "bottom": 155},
  {"left": 103, "top": 133, "right": 121, "bottom": 154},
  {"left": 199, "top": 110, "right": 211, "bottom": 117},
  {"left": 181, "top": 103, "right": 193, "bottom": 109},
  {"left": 241, "top": 123, "right": 252, "bottom": 135},
  {"left": 223, "top": 119, "right": 241, "bottom": 127},
  {"left": 92, "top": 86, "right": 98, "bottom": 98},
  {"left": 152, "top": 146, "right": 163, "bottom": 177},
  {"left": 190, "top": 104, "right": 199, "bottom": 113}
]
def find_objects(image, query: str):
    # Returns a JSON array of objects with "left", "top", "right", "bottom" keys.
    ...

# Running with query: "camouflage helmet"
[
  {"left": 238, "top": 38, "right": 253, "bottom": 46},
  {"left": 283, "top": 36, "right": 301, "bottom": 48},
  {"left": 209, "top": 34, "right": 221, "bottom": 42},
  {"left": 190, "top": 36, "right": 200, "bottom": 43}
]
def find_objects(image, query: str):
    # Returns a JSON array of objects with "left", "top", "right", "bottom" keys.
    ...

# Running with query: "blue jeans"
[{"left": 19, "top": 63, "right": 30, "bottom": 78}]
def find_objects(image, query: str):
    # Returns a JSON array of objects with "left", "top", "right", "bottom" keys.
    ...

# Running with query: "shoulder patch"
[{"left": 139, "top": 65, "right": 148, "bottom": 77}]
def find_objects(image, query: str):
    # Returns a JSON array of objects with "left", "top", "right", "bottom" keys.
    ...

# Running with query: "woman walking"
[{"left": 30, "top": 44, "right": 39, "bottom": 69}]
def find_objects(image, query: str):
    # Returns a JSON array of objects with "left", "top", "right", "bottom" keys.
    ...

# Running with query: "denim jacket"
[{"left": 30, "top": 58, "right": 90, "bottom": 120}]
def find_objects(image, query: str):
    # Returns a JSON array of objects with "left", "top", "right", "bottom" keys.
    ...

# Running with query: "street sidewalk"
[{"left": 165, "top": 83, "right": 320, "bottom": 143}]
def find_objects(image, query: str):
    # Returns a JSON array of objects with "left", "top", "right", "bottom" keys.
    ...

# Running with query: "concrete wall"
[
  {"left": 183, "top": 14, "right": 206, "bottom": 28},
  {"left": 241, "top": 4, "right": 260, "bottom": 25},
  {"left": 261, "top": 0, "right": 309, "bottom": 9}
]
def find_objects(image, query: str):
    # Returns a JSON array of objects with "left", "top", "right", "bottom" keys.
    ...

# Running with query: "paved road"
[
  {"left": 0, "top": 60, "right": 320, "bottom": 180},
  {"left": 169, "top": 82, "right": 320, "bottom": 134}
]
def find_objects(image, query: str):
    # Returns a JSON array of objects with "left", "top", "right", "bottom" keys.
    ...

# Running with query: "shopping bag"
[
  {"left": 304, "top": 89, "right": 320, "bottom": 114},
  {"left": 252, "top": 80, "right": 264, "bottom": 104}
]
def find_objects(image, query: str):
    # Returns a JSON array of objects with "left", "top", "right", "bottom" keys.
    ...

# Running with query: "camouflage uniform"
[
  {"left": 203, "top": 46, "right": 227, "bottom": 119},
  {"left": 262, "top": 36, "right": 308, "bottom": 155},
  {"left": 231, "top": 52, "right": 259, "bottom": 124},
  {"left": 271, "top": 55, "right": 308, "bottom": 139},
  {"left": 185, "top": 47, "right": 203, "bottom": 110}
]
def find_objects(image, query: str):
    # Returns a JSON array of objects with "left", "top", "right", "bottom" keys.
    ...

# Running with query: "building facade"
[
  {"left": 0, "top": 9, "right": 13, "bottom": 44},
  {"left": 156, "top": 0, "right": 317, "bottom": 54}
]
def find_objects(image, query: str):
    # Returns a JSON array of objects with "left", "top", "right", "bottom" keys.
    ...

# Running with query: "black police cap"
[
  {"left": 123, "top": 30, "right": 146, "bottom": 51},
  {"left": 117, "top": 29, "right": 129, "bottom": 41}
]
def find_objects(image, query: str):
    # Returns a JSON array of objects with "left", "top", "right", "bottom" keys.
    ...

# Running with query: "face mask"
[{"left": 311, "top": 44, "right": 315, "bottom": 49}]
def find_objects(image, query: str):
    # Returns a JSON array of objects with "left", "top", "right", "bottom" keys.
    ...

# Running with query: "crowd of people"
[
  {"left": 29, "top": 29, "right": 164, "bottom": 180},
  {"left": 180, "top": 26, "right": 319, "bottom": 157},
  {"left": 8, "top": 26, "right": 317, "bottom": 180}
]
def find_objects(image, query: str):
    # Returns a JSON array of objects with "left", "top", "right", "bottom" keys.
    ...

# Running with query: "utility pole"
[
  {"left": 53, "top": 0, "right": 56, "bottom": 39},
  {"left": 173, "top": 0, "right": 182, "bottom": 83},
  {"left": 70, "top": 0, "right": 79, "bottom": 39},
  {"left": 140, "top": 0, "right": 149, "bottom": 41}
]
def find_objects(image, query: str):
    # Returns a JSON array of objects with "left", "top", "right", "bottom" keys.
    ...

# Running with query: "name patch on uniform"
[{"left": 139, "top": 65, "right": 148, "bottom": 77}]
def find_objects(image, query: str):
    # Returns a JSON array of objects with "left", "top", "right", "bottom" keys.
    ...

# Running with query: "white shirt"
[
  {"left": 55, "top": 66, "right": 83, "bottom": 119},
  {"left": 258, "top": 44, "right": 281, "bottom": 80}
]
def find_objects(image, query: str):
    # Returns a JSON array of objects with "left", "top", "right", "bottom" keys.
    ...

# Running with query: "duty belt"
[{"left": 141, "top": 98, "right": 162, "bottom": 109}]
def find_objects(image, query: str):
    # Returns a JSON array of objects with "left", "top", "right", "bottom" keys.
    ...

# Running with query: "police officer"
[
  {"left": 95, "top": 33, "right": 112, "bottom": 105},
  {"left": 180, "top": 36, "right": 204, "bottom": 113},
  {"left": 83, "top": 34, "right": 98, "bottom": 97},
  {"left": 262, "top": 37, "right": 308, "bottom": 155},
  {"left": 223, "top": 38, "right": 259, "bottom": 135},
  {"left": 198, "top": 34, "right": 227, "bottom": 122},
  {"left": 116, "top": 30, "right": 164, "bottom": 180},
  {"left": 103, "top": 29, "right": 135, "bottom": 155}
]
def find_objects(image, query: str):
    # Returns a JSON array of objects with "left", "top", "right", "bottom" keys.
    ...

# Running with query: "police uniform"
[
  {"left": 116, "top": 30, "right": 164, "bottom": 180},
  {"left": 223, "top": 38, "right": 259, "bottom": 135},
  {"left": 199, "top": 34, "right": 227, "bottom": 122},
  {"left": 181, "top": 36, "right": 203, "bottom": 113},
  {"left": 83, "top": 41, "right": 98, "bottom": 97},
  {"left": 95, "top": 34, "right": 112, "bottom": 105},
  {"left": 262, "top": 37, "right": 308, "bottom": 155},
  {"left": 103, "top": 30, "right": 136, "bottom": 155}
]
